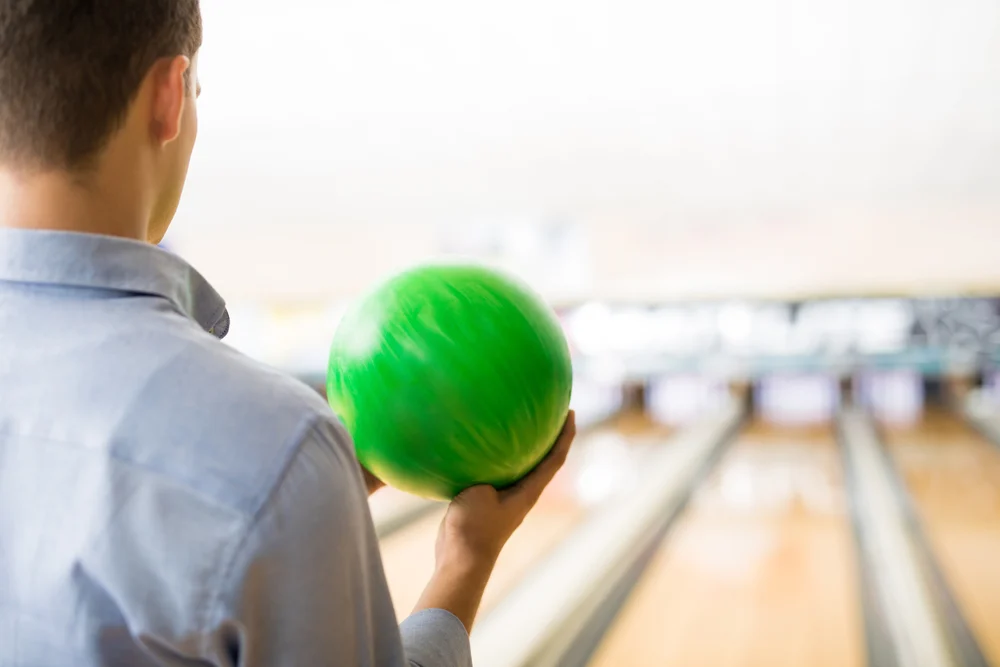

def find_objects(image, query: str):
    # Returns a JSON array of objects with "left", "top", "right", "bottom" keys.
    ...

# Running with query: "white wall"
[
  {"left": 170, "top": 0, "right": 1000, "bottom": 304},
  {"left": 174, "top": 210, "right": 1000, "bottom": 305}
]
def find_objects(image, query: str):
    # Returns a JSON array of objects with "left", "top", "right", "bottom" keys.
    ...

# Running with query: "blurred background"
[{"left": 169, "top": 1, "right": 999, "bottom": 665}]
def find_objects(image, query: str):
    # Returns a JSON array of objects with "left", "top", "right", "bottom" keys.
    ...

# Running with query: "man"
[{"left": 0, "top": 2, "right": 576, "bottom": 666}]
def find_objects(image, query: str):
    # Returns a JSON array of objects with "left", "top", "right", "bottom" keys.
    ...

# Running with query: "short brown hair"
[{"left": 0, "top": 1, "right": 202, "bottom": 171}]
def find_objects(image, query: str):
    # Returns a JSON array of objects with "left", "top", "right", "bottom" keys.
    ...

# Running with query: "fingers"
[
  {"left": 541, "top": 410, "right": 576, "bottom": 472},
  {"left": 360, "top": 464, "right": 385, "bottom": 496},
  {"left": 454, "top": 483, "right": 500, "bottom": 506},
  {"left": 502, "top": 410, "right": 577, "bottom": 508}
]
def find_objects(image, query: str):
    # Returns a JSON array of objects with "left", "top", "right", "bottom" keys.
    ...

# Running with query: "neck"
[{"left": 0, "top": 157, "right": 150, "bottom": 242}]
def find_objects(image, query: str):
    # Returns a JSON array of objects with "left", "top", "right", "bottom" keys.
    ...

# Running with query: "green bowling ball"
[{"left": 326, "top": 263, "right": 573, "bottom": 500}]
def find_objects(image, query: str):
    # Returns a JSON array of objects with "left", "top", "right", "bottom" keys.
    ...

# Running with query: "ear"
[{"left": 149, "top": 55, "right": 191, "bottom": 146}]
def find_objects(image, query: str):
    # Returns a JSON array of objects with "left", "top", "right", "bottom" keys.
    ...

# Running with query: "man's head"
[{"left": 0, "top": 1, "right": 203, "bottom": 243}]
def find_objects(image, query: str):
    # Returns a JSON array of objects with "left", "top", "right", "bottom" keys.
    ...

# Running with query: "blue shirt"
[{"left": 0, "top": 229, "right": 471, "bottom": 667}]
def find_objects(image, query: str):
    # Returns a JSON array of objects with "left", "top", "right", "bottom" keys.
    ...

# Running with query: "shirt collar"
[{"left": 0, "top": 228, "right": 230, "bottom": 339}]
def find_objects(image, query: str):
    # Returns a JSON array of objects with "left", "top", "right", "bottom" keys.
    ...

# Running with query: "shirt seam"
[
  {"left": 202, "top": 413, "right": 327, "bottom": 629},
  {"left": 0, "top": 427, "right": 278, "bottom": 519}
]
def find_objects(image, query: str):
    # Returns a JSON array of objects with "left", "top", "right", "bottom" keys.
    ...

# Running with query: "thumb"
[{"left": 453, "top": 484, "right": 500, "bottom": 508}]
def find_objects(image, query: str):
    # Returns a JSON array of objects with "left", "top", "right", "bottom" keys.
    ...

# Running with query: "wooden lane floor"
[
  {"left": 377, "top": 410, "right": 672, "bottom": 622},
  {"left": 879, "top": 407, "right": 1000, "bottom": 665},
  {"left": 589, "top": 420, "right": 864, "bottom": 667}
]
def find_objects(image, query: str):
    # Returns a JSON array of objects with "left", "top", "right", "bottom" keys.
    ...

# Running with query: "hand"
[
  {"left": 437, "top": 410, "right": 577, "bottom": 564},
  {"left": 360, "top": 464, "right": 385, "bottom": 496},
  {"left": 410, "top": 411, "right": 577, "bottom": 632}
]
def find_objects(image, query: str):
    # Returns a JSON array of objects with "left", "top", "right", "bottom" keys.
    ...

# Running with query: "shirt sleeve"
[
  {"left": 400, "top": 610, "right": 473, "bottom": 667},
  {"left": 209, "top": 416, "right": 472, "bottom": 667}
]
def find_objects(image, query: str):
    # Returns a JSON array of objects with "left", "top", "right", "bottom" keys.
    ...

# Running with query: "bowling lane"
[
  {"left": 590, "top": 421, "right": 864, "bottom": 667},
  {"left": 880, "top": 407, "right": 1000, "bottom": 664},
  {"left": 378, "top": 411, "right": 670, "bottom": 622}
]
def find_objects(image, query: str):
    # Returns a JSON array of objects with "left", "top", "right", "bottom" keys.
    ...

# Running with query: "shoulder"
[{"left": 112, "top": 317, "right": 358, "bottom": 518}]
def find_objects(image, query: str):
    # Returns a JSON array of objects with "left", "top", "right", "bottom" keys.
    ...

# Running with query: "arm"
[
  {"left": 410, "top": 411, "right": 577, "bottom": 632},
  {"left": 412, "top": 548, "right": 496, "bottom": 635}
]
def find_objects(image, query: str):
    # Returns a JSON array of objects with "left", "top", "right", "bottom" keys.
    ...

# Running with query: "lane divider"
[
  {"left": 958, "top": 394, "right": 1000, "bottom": 452},
  {"left": 872, "top": 411, "right": 993, "bottom": 667},
  {"left": 838, "top": 413, "right": 904, "bottom": 667},
  {"left": 469, "top": 400, "right": 745, "bottom": 667},
  {"left": 838, "top": 409, "right": 989, "bottom": 667}
]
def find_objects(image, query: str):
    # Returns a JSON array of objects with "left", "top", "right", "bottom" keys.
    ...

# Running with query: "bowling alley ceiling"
[{"left": 176, "top": 0, "right": 1000, "bottom": 303}]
